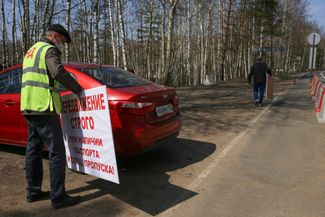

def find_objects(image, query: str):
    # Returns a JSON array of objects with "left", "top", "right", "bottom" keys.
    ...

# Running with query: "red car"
[{"left": 0, "top": 63, "right": 181, "bottom": 156}]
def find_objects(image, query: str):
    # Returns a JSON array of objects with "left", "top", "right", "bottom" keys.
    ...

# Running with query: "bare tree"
[
  {"left": 186, "top": 0, "right": 191, "bottom": 85},
  {"left": 65, "top": 0, "right": 71, "bottom": 63},
  {"left": 46, "top": 0, "right": 56, "bottom": 30},
  {"left": 158, "top": 0, "right": 166, "bottom": 84},
  {"left": 41, "top": 1, "right": 50, "bottom": 36},
  {"left": 115, "top": 0, "right": 121, "bottom": 67},
  {"left": 108, "top": 0, "right": 117, "bottom": 66},
  {"left": 22, "top": 0, "right": 30, "bottom": 53},
  {"left": 0, "top": 0, "right": 319, "bottom": 86},
  {"left": 12, "top": 0, "right": 19, "bottom": 64},
  {"left": 117, "top": 0, "right": 127, "bottom": 69},
  {"left": 165, "top": 0, "right": 178, "bottom": 85},
  {"left": 31, "top": 0, "right": 40, "bottom": 44},
  {"left": 220, "top": 0, "right": 233, "bottom": 81},
  {"left": 93, "top": 0, "right": 99, "bottom": 64},
  {"left": 1, "top": 0, "right": 8, "bottom": 66}
]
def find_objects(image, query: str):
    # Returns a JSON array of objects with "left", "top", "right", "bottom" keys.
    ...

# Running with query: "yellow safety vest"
[{"left": 20, "top": 41, "right": 62, "bottom": 113}]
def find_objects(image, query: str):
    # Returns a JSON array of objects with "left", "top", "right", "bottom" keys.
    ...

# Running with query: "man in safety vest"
[{"left": 21, "top": 24, "right": 83, "bottom": 209}]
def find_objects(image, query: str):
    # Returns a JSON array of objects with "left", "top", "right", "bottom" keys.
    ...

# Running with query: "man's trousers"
[
  {"left": 253, "top": 82, "right": 266, "bottom": 103},
  {"left": 24, "top": 115, "right": 67, "bottom": 203}
]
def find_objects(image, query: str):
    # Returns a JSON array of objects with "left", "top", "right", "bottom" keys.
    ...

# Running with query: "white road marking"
[{"left": 189, "top": 93, "right": 283, "bottom": 190}]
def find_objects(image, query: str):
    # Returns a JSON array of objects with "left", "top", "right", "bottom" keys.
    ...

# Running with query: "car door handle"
[{"left": 4, "top": 100, "right": 17, "bottom": 106}]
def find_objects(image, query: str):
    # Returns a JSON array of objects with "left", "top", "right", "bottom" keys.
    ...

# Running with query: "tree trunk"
[
  {"left": 117, "top": 0, "right": 127, "bottom": 69},
  {"left": 216, "top": 0, "right": 223, "bottom": 81},
  {"left": 46, "top": 0, "right": 56, "bottom": 32},
  {"left": 103, "top": 0, "right": 108, "bottom": 63},
  {"left": 220, "top": 0, "right": 232, "bottom": 81},
  {"left": 22, "top": 0, "right": 30, "bottom": 53},
  {"left": 11, "top": 0, "right": 19, "bottom": 65},
  {"left": 83, "top": 0, "right": 90, "bottom": 62},
  {"left": 108, "top": 0, "right": 116, "bottom": 66},
  {"left": 41, "top": 1, "right": 50, "bottom": 36},
  {"left": 115, "top": 0, "right": 120, "bottom": 67},
  {"left": 164, "top": 0, "right": 178, "bottom": 86},
  {"left": 158, "top": 0, "right": 166, "bottom": 84},
  {"left": 205, "top": 1, "right": 213, "bottom": 82},
  {"left": 1, "top": 0, "right": 8, "bottom": 66},
  {"left": 65, "top": 0, "right": 71, "bottom": 63},
  {"left": 93, "top": 0, "right": 99, "bottom": 64},
  {"left": 31, "top": 0, "right": 39, "bottom": 44},
  {"left": 145, "top": 0, "right": 154, "bottom": 79},
  {"left": 198, "top": 0, "right": 204, "bottom": 84},
  {"left": 186, "top": 0, "right": 191, "bottom": 85}
]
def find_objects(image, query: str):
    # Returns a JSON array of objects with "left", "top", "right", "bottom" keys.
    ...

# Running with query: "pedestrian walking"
[
  {"left": 248, "top": 57, "right": 272, "bottom": 107},
  {"left": 20, "top": 24, "right": 83, "bottom": 209}
]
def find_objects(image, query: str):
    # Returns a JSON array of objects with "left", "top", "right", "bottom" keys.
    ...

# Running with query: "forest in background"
[{"left": 0, "top": 0, "right": 324, "bottom": 87}]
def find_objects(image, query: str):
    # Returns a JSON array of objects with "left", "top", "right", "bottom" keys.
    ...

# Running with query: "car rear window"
[{"left": 79, "top": 67, "right": 150, "bottom": 88}]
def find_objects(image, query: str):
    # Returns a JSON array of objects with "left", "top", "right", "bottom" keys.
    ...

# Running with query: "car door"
[{"left": 0, "top": 68, "right": 23, "bottom": 144}]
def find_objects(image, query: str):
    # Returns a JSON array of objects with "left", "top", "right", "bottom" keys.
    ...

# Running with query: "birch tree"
[
  {"left": 220, "top": 0, "right": 233, "bottom": 81},
  {"left": 22, "top": 0, "right": 30, "bottom": 53},
  {"left": 158, "top": 0, "right": 166, "bottom": 83},
  {"left": 39, "top": 1, "right": 47, "bottom": 36},
  {"left": 1, "top": 0, "right": 8, "bottom": 66},
  {"left": 93, "top": 0, "right": 99, "bottom": 64},
  {"left": 108, "top": 0, "right": 117, "bottom": 66},
  {"left": 12, "top": 0, "right": 19, "bottom": 64},
  {"left": 65, "top": 0, "right": 71, "bottom": 62},
  {"left": 186, "top": 0, "right": 192, "bottom": 85},
  {"left": 117, "top": 0, "right": 127, "bottom": 69},
  {"left": 165, "top": 0, "right": 178, "bottom": 86}
]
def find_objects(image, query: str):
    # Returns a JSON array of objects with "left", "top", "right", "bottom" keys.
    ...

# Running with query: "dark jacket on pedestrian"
[
  {"left": 248, "top": 60, "right": 272, "bottom": 84},
  {"left": 23, "top": 37, "right": 83, "bottom": 115}
]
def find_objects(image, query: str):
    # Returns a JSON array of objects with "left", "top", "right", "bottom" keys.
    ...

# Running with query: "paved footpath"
[{"left": 165, "top": 76, "right": 325, "bottom": 217}]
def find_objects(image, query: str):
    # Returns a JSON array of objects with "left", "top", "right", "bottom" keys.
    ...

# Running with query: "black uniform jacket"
[{"left": 248, "top": 60, "right": 272, "bottom": 84}]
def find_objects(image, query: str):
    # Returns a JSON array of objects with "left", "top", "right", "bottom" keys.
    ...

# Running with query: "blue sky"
[{"left": 309, "top": 0, "right": 325, "bottom": 29}]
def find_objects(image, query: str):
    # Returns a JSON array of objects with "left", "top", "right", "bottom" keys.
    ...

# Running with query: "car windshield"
[{"left": 79, "top": 67, "right": 150, "bottom": 88}]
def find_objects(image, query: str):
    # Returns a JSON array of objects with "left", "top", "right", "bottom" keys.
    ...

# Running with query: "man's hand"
[
  {"left": 77, "top": 87, "right": 85, "bottom": 97},
  {"left": 77, "top": 88, "right": 86, "bottom": 111}
]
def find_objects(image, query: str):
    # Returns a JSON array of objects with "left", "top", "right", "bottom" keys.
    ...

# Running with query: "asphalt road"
[
  {"left": 163, "top": 77, "right": 325, "bottom": 217},
  {"left": 0, "top": 76, "right": 324, "bottom": 217}
]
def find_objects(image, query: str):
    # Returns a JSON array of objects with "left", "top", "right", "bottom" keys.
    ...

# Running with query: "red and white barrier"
[
  {"left": 312, "top": 79, "right": 321, "bottom": 98},
  {"left": 311, "top": 72, "right": 325, "bottom": 123},
  {"left": 315, "top": 83, "right": 325, "bottom": 113},
  {"left": 311, "top": 74, "right": 319, "bottom": 95},
  {"left": 313, "top": 81, "right": 322, "bottom": 102},
  {"left": 316, "top": 89, "right": 325, "bottom": 123}
]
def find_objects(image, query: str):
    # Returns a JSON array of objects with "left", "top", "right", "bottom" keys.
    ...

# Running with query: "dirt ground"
[{"left": 0, "top": 78, "right": 292, "bottom": 217}]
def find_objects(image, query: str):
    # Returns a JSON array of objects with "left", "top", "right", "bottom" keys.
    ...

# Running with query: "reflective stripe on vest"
[
  {"left": 20, "top": 41, "right": 62, "bottom": 113},
  {"left": 21, "top": 81, "right": 61, "bottom": 93}
]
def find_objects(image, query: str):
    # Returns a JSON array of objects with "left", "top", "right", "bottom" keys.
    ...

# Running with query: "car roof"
[
  {"left": 62, "top": 62, "right": 113, "bottom": 69},
  {"left": 0, "top": 62, "right": 115, "bottom": 74}
]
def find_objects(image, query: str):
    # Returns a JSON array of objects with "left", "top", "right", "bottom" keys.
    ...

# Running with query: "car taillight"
[
  {"left": 173, "top": 95, "right": 179, "bottom": 104},
  {"left": 114, "top": 101, "right": 154, "bottom": 115},
  {"left": 121, "top": 102, "right": 153, "bottom": 109}
]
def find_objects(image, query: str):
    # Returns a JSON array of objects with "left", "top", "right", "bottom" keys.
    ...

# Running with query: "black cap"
[{"left": 48, "top": 24, "right": 71, "bottom": 44}]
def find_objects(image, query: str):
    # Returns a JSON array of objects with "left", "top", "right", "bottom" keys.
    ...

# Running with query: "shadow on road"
[
  {"left": 0, "top": 144, "right": 26, "bottom": 156},
  {"left": 67, "top": 138, "right": 216, "bottom": 216}
]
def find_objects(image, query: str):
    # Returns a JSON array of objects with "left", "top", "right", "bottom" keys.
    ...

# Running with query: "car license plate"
[{"left": 155, "top": 104, "right": 174, "bottom": 117}]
